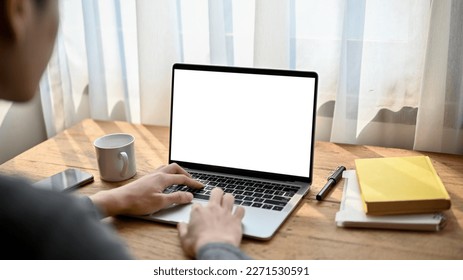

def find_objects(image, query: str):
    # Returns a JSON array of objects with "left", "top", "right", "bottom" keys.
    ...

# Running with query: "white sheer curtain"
[{"left": 39, "top": 0, "right": 463, "bottom": 155}]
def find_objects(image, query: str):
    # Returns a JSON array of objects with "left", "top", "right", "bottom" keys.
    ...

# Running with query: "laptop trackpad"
[
  {"left": 149, "top": 202, "right": 205, "bottom": 224},
  {"left": 147, "top": 201, "right": 287, "bottom": 240}
]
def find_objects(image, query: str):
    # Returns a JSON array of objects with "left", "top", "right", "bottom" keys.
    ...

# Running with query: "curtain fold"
[
  {"left": 415, "top": 0, "right": 463, "bottom": 154},
  {"left": 253, "top": 0, "right": 290, "bottom": 68},
  {"left": 415, "top": 0, "right": 451, "bottom": 153},
  {"left": 37, "top": 0, "right": 463, "bottom": 155},
  {"left": 330, "top": 0, "right": 365, "bottom": 144},
  {"left": 136, "top": 0, "right": 179, "bottom": 125}
]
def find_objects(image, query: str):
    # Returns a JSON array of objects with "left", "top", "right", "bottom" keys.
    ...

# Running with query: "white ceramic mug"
[{"left": 94, "top": 133, "right": 136, "bottom": 182}]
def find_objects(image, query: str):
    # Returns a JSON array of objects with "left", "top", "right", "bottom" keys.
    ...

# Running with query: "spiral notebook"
[{"left": 335, "top": 170, "right": 446, "bottom": 231}]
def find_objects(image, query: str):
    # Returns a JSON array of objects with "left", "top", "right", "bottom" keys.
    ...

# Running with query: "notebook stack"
[{"left": 335, "top": 156, "right": 451, "bottom": 231}]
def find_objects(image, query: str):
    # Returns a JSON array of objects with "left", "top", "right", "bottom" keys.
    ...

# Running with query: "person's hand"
[
  {"left": 177, "top": 188, "right": 245, "bottom": 258},
  {"left": 90, "top": 163, "right": 203, "bottom": 217}
]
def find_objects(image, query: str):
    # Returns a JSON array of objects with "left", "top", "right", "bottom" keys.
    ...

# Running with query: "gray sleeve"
[
  {"left": 75, "top": 195, "right": 106, "bottom": 219},
  {"left": 196, "top": 243, "right": 252, "bottom": 260},
  {"left": 0, "top": 174, "right": 134, "bottom": 259},
  {"left": 40, "top": 193, "right": 133, "bottom": 259}
]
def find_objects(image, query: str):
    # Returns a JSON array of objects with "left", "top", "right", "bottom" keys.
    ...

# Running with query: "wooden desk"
[{"left": 1, "top": 119, "right": 462, "bottom": 259}]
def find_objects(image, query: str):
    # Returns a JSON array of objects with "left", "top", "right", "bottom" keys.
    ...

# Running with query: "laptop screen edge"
[{"left": 168, "top": 63, "right": 318, "bottom": 185}]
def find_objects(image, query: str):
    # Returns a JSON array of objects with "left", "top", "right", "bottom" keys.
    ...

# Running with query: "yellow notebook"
[{"left": 355, "top": 156, "right": 451, "bottom": 215}]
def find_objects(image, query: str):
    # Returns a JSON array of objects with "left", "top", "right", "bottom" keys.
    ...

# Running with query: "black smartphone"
[{"left": 32, "top": 168, "right": 94, "bottom": 192}]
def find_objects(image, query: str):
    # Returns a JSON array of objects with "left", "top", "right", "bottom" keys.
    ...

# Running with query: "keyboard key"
[
  {"left": 262, "top": 204, "right": 273, "bottom": 210},
  {"left": 264, "top": 199, "right": 286, "bottom": 207},
  {"left": 241, "top": 201, "right": 252, "bottom": 206},
  {"left": 273, "top": 206, "right": 284, "bottom": 211},
  {"left": 283, "top": 187, "right": 298, "bottom": 192},
  {"left": 253, "top": 192, "right": 264, "bottom": 198},
  {"left": 252, "top": 202, "right": 263, "bottom": 208},
  {"left": 273, "top": 196, "right": 290, "bottom": 202},
  {"left": 193, "top": 194, "right": 210, "bottom": 200},
  {"left": 286, "top": 192, "right": 296, "bottom": 197}
]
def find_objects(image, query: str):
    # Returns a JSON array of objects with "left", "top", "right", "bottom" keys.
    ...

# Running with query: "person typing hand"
[
  {"left": 177, "top": 188, "right": 247, "bottom": 259},
  {"left": 90, "top": 163, "right": 203, "bottom": 217}
]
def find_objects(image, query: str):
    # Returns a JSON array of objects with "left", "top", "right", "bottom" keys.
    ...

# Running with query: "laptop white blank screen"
[{"left": 171, "top": 69, "right": 316, "bottom": 178}]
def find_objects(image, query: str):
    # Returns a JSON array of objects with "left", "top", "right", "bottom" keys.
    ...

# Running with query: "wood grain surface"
[{"left": 1, "top": 119, "right": 462, "bottom": 259}]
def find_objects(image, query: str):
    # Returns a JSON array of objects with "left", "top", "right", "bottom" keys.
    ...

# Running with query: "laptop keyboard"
[{"left": 163, "top": 171, "right": 299, "bottom": 211}]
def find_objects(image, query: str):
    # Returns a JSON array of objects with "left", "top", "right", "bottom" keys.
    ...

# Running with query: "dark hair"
[
  {"left": 0, "top": 0, "right": 49, "bottom": 38},
  {"left": 34, "top": 0, "right": 48, "bottom": 10},
  {"left": 0, "top": 2, "right": 8, "bottom": 38}
]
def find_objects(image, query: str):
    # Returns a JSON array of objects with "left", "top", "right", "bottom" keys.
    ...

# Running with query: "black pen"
[{"left": 316, "top": 166, "right": 346, "bottom": 201}]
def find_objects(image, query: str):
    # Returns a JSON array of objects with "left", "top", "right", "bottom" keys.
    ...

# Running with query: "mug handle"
[{"left": 118, "top": 152, "right": 129, "bottom": 177}]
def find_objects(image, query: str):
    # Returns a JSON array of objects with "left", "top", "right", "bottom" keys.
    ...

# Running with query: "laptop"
[{"left": 140, "top": 63, "right": 318, "bottom": 240}]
